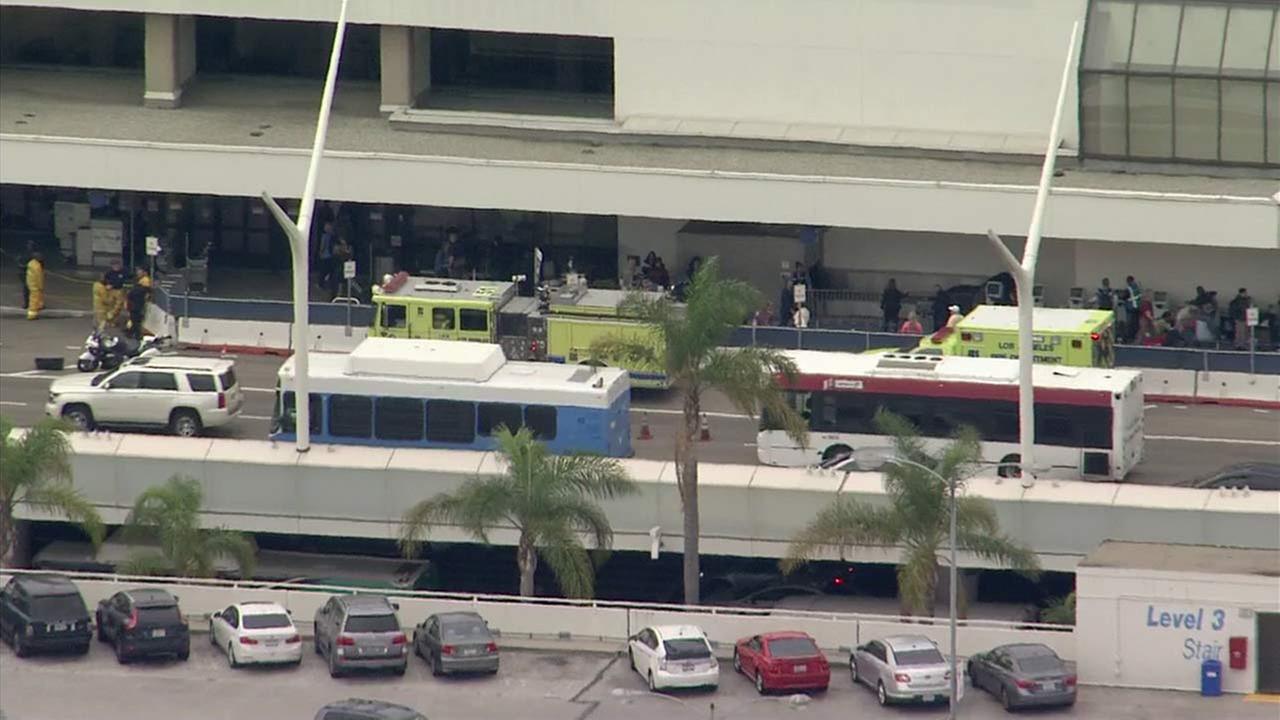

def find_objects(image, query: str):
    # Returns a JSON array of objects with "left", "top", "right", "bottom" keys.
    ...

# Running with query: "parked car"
[
  {"left": 313, "top": 594, "right": 408, "bottom": 678},
  {"left": 0, "top": 574, "right": 92, "bottom": 657},
  {"left": 1191, "top": 462, "right": 1280, "bottom": 492},
  {"left": 95, "top": 588, "right": 190, "bottom": 663},
  {"left": 732, "top": 631, "right": 830, "bottom": 695},
  {"left": 412, "top": 611, "right": 499, "bottom": 676},
  {"left": 209, "top": 600, "right": 303, "bottom": 668},
  {"left": 46, "top": 356, "right": 243, "bottom": 436},
  {"left": 967, "top": 642, "right": 1077, "bottom": 711},
  {"left": 850, "top": 634, "right": 950, "bottom": 706},
  {"left": 314, "top": 698, "right": 427, "bottom": 720},
  {"left": 627, "top": 624, "right": 719, "bottom": 691}
]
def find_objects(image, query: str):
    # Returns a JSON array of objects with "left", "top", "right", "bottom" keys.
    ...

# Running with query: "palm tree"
[
  {"left": 399, "top": 426, "right": 637, "bottom": 598},
  {"left": 0, "top": 416, "right": 103, "bottom": 565},
  {"left": 783, "top": 410, "right": 1039, "bottom": 616},
  {"left": 593, "top": 257, "right": 808, "bottom": 604},
  {"left": 119, "top": 475, "right": 256, "bottom": 578}
]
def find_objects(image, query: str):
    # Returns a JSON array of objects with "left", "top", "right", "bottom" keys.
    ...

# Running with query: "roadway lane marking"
[
  {"left": 635, "top": 407, "right": 751, "bottom": 420},
  {"left": 1147, "top": 435, "right": 1280, "bottom": 447},
  {"left": 1144, "top": 404, "right": 1158, "bottom": 410},
  {"left": 240, "top": 414, "right": 272, "bottom": 421},
  {"left": 1254, "top": 409, "right": 1272, "bottom": 414},
  {"left": 0, "top": 400, "right": 27, "bottom": 407},
  {"left": 243, "top": 387, "right": 275, "bottom": 393}
]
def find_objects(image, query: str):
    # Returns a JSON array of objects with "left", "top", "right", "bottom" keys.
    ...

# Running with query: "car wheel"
[
  {"left": 227, "top": 643, "right": 239, "bottom": 669},
  {"left": 393, "top": 663, "right": 406, "bottom": 677},
  {"left": 648, "top": 671, "right": 657, "bottom": 692},
  {"left": 62, "top": 405, "right": 95, "bottom": 432},
  {"left": 209, "top": 622, "right": 217, "bottom": 646},
  {"left": 114, "top": 638, "right": 129, "bottom": 665},
  {"left": 998, "top": 454, "right": 1022, "bottom": 479},
  {"left": 431, "top": 652, "right": 443, "bottom": 677},
  {"left": 177, "top": 646, "right": 189, "bottom": 662},
  {"left": 313, "top": 636, "right": 323, "bottom": 655},
  {"left": 12, "top": 631, "right": 28, "bottom": 658},
  {"left": 755, "top": 671, "right": 766, "bottom": 695},
  {"left": 77, "top": 357, "right": 98, "bottom": 372},
  {"left": 77, "top": 643, "right": 90, "bottom": 656},
  {"left": 628, "top": 648, "right": 636, "bottom": 671},
  {"left": 821, "top": 444, "right": 853, "bottom": 465},
  {"left": 1001, "top": 685, "right": 1014, "bottom": 712},
  {"left": 732, "top": 649, "right": 741, "bottom": 673},
  {"left": 877, "top": 681, "right": 888, "bottom": 706},
  {"left": 169, "top": 409, "right": 202, "bottom": 437},
  {"left": 327, "top": 646, "right": 342, "bottom": 678},
  {"left": 96, "top": 618, "right": 108, "bottom": 643},
  {"left": 413, "top": 637, "right": 422, "bottom": 659}
]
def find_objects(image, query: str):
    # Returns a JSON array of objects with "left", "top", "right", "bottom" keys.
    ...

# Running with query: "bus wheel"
[
  {"left": 821, "top": 445, "right": 853, "bottom": 465},
  {"left": 998, "top": 454, "right": 1022, "bottom": 478}
]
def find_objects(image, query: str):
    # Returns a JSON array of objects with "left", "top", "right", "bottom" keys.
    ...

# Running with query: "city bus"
[
  {"left": 915, "top": 306, "right": 1116, "bottom": 368},
  {"left": 271, "top": 337, "right": 632, "bottom": 457},
  {"left": 758, "top": 350, "right": 1144, "bottom": 481}
]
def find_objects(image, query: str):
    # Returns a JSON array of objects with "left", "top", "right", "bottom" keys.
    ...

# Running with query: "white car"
[
  {"left": 46, "top": 356, "right": 242, "bottom": 436},
  {"left": 627, "top": 624, "right": 719, "bottom": 691},
  {"left": 209, "top": 601, "right": 303, "bottom": 667}
]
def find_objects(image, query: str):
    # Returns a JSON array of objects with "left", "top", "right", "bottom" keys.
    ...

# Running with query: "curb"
[{"left": 0, "top": 305, "right": 93, "bottom": 319}]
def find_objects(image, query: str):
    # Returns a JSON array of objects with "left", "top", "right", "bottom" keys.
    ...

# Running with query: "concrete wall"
[{"left": 1076, "top": 566, "right": 1280, "bottom": 694}]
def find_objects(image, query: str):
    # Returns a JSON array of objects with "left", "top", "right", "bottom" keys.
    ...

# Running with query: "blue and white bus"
[{"left": 271, "top": 338, "right": 632, "bottom": 456}]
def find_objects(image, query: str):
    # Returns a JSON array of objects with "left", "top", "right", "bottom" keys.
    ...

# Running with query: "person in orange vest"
[
  {"left": 92, "top": 273, "right": 111, "bottom": 331},
  {"left": 25, "top": 252, "right": 45, "bottom": 320},
  {"left": 126, "top": 267, "right": 153, "bottom": 338}
]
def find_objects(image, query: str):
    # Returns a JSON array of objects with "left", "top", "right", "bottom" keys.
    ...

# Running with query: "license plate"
[
  {"left": 1039, "top": 681, "right": 1055, "bottom": 691},
  {"left": 151, "top": 629, "right": 166, "bottom": 638},
  {"left": 50, "top": 623, "right": 69, "bottom": 632},
  {"left": 793, "top": 664, "right": 807, "bottom": 673},
  {"left": 683, "top": 663, "right": 695, "bottom": 671},
  {"left": 264, "top": 640, "right": 279, "bottom": 647}
]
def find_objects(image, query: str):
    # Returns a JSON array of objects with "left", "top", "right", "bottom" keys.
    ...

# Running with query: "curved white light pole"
[
  {"left": 985, "top": 21, "right": 1081, "bottom": 484},
  {"left": 261, "top": 0, "right": 351, "bottom": 452}
]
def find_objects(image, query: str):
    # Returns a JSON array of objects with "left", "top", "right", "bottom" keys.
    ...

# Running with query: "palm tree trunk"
[
  {"left": 677, "top": 387, "right": 701, "bottom": 605},
  {"left": 516, "top": 535, "right": 538, "bottom": 597}
]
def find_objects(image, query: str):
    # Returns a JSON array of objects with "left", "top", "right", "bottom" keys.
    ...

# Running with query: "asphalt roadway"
[
  {"left": 3, "top": 638, "right": 1278, "bottom": 720},
  {"left": 1, "top": 318, "right": 1276, "bottom": 484}
]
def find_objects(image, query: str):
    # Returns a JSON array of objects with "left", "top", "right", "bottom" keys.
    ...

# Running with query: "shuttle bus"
[
  {"left": 271, "top": 337, "right": 632, "bottom": 457},
  {"left": 758, "top": 351, "right": 1144, "bottom": 481}
]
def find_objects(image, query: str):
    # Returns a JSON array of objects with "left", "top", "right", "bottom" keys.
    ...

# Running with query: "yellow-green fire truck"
[
  {"left": 914, "top": 305, "right": 1116, "bottom": 367},
  {"left": 371, "top": 275, "right": 669, "bottom": 388}
]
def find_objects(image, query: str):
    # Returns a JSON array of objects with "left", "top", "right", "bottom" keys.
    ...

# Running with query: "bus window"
[
  {"left": 374, "top": 397, "right": 425, "bottom": 441},
  {"left": 329, "top": 395, "right": 374, "bottom": 438},
  {"left": 1035, "top": 414, "right": 1073, "bottom": 445},
  {"left": 426, "top": 400, "right": 476, "bottom": 443},
  {"left": 432, "top": 308, "right": 456, "bottom": 330},
  {"left": 525, "top": 405, "right": 558, "bottom": 440},
  {"left": 276, "top": 390, "right": 322, "bottom": 434},
  {"left": 459, "top": 308, "right": 489, "bottom": 333},
  {"left": 477, "top": 402, "right": 523, "bottom": 436},
  {"left": 380, "top": 303, "right": 407, "bottom": 330}
]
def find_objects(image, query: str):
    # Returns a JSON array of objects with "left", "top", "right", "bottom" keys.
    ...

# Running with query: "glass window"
[
  {"left": 895, "top": 647, "right": 946, "bottom": 666},
  {"left": 329, "top": 394, "right": 373, "bottom": 438},
  {"left": 279, "top": 391, "right": 323, "bottom": 433},
  {"left": 186, "top": 374, "right": 217, "bottom": 392},
  {"left": 432, "top": 308, "right": 455, "bottom": 330},
  {"left": 1128, "top": 76, "right": 1174, "bottom": 158},
  {"left": 242, "top": 613, "right": 291, "bottom": 629},
  {"left": 1083, "top": 0, "right": 1136, "bottom": 70},
  {"left": 219, "top": 368, "right": 237, "bottom": 390},
  {"left": 477, "top": 402, "right": 523, "bottom": 436},
  {"left": 1016, "top": 654, "right": 1064, "bottom": 673},
  {"left": 525, "top": 405, "right": 558, "bottom": 440},
  {"left": 381, "top": 303, "right": 407, "bottom": 329},
  {"left": 425, "top": 400, "right": 476, "bottom": 443},
  {"left": 108, "top": 371, "right": 141, "bottom": 389},
  {"left": 767, "top": 636, "right": 820, "bottom": 658},
  {"left": 1129, "top": 2, "right": 1182, "bottom": 71},
  {"left": 459, "top": 308, "right": 488, "bottom": 332},
  {"left": 1081, "top": 74, "right": 1129, "bottom": 155},
  {"left": 374, "top": 397, "right": 425, "bottom": 441},
  {"left": 28, "top": 593, "right": 87, "bottom": 620},
  {"left": 342, "top": 614, "right": 400, "bottom": 633},
  {"left": 1175, "top": 4, "right": 1227, "bottom": 73},
  {"left": 1222, "top": 6, "right": 1273, "bottom": 77},
  {"left": 663, "top": 638, "right": 712, "bottom": 660},
  {"left": 1220, "top": 80, "right": 1265, "bottom": 163},
  {"left": 1173, "top": 77, "right": 1219, "bottom": 160},
  {"left": 141, "top": 372, "right": 179, "bottom": 391},
  {"left": 137, "top": 606, "right": 181, "bottom": 625}
]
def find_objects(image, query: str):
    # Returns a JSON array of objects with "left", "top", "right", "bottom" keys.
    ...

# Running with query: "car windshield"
[
  {"left": 345, "top": 614, "right": 400, "bottom": 633},
  {"left": 29, "top": 593, "right": 86, "bottom": 620},
  {"left": 768, "top": 637, "right": 819, "bottom": 658},
  {"left": 137, "top": 605, "right": 181, "bottom": 625},
  {"left": 1016, "top": 654, "right": 1063, "bottom": 673},
  {"left": 663, "top": 638, "right": 711, "bottom": 660},
  {"left": 896, "top": 648, "right": 946, "bottom": 666},
  {"left": 242, "top": 613, "right": 291, "bottom": 630},
  {"left": 441, "top": 620, "right": 489, "bottom": 642}
]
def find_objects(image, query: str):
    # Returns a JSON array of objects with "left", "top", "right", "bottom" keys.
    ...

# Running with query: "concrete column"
[
  {"left": 380, "top": 25, "right": 430, "bottom": 113},
  {"left": 145, "top": 13, "right": 196, "bottom": 109}
]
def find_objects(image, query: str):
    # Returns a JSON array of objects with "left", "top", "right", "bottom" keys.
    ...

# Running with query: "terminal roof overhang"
[{"left": 1, "top": 69, "right": 1276, "bottom": 249}]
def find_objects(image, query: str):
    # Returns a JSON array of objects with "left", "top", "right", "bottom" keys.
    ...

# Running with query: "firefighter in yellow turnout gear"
[{"left": 25, "top": 253, "right": 45, "bottom": 320}]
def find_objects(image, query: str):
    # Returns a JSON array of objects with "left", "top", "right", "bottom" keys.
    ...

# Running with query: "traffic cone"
[
  {"left": 638, "top": 413, "right": 652, "bottom": 441},
  {"left": 699, "top": 413, "right": 711, "bottom": 442}
]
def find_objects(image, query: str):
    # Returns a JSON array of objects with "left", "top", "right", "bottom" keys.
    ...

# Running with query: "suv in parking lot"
[
  {"left": 46, "top": 356, "right": 242, "bottom": 436},
  {"left": 0, "top": 575, "right": 92, "bottom": 657},
  {"left": 313, "top": 594, "right": 408, "bottom": 677},
  {"left": 95, "top": 588, "right": 191, "bottom": 663}
]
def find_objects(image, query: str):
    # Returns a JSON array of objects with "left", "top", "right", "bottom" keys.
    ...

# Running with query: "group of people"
[
  {"left": 91, "top": 259, "right": 152, "bottom": 338},
  {"left": 1092, "top": 277, "right": 1262, "bottom": 349}
]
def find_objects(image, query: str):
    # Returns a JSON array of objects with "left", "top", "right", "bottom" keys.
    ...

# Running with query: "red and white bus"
[{"left": 758, "top": 351, "right": 1144, "bottom": 481}]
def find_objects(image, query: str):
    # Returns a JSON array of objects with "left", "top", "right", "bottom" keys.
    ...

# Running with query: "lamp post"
[
  {"left": 260, "top": 0, "right": 351, "bottom": 452},
  {"left": 983, "top": 21, "right": 1080, "bottom": 485}
]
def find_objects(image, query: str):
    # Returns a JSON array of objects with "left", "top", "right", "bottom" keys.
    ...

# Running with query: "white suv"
[
  {"left": 209, "top": 601, "right": 303, "bottom": 667},
  {"left": 46, "top": 356, "right": 242, "bottom": 436}
]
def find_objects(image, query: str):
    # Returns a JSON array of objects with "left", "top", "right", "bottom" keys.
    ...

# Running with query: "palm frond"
[
  {"left": 1, "top": 417, "right": 74, "bottom": 501},
  {"left": 200, "top": 528, "right": 257, "bottom": 578},
  {"left": 548, "top": 454, "right": 637, "bottom": 501},
  {"left": 23, "top": 482, "right": 104, "bottom": 546},
  {"left": 781, "top": 497, "right": 899, "bottom": 574},
  {"left": 957, "top": 528, "right": 1041, "bottom": 579},
  {"left": 118, "top": 551, "right": 174, "bottom": 577},
  {"left": 548, "top": 494, "right": 615, "bottom": 550},
  {"left": 953, "top": 495, "right": 1001, "bottom": 537},
  {"left": 700, "top": 347, "right": 806, "bottom": 444},
  {"left": 535, "top": 523, "right": 596, "bottom": 599},
  {"left": 897, "top": 544, "right": 941, "bottom": 616}
]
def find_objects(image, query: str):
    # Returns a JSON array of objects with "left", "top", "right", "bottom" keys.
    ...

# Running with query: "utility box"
[
  {"left": 1229, "top": 637, "right": 1247, "bottom": 670},
  {"left": 1201, "top": 659, "right": 1222, "bottom": 697}
]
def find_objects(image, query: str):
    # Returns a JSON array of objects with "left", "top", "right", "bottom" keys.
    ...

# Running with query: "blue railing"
[{"left": 152, "top": 284, "right": 1279, "bottom": 375}]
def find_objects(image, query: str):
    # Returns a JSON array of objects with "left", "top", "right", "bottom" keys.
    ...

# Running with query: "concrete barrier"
[
  {"left": 178, "top": 317, "right": 292, "bottom": 355},
  {"left": 1195, "top": 371, "right": 1280, "bottom": 408},
  {"left": 307, "top": 323, "right": 368, "bottom": 353},
  {"left": 1140, "top": 368, "right": 1198, "bottom": 404}
]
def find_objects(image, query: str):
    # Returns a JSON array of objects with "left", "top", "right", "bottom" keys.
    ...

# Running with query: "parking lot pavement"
[{"left": 4, "top": 639, "right": 1276, "bottom": 720}]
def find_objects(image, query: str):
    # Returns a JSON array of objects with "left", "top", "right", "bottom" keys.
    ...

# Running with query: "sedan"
[
  {"left": 413, "top": 611, "right": 499, "bottom": 676},
  {"left": 851, "top": 634, "right": 951, "bottom": 706},
  {"left": 209, "top": 601, "right": 303, "bottom": 667},
  {"left": 732, "top": 631, "right": 829, "bottom": 694},
  {"left": 967, "top": 643, "right": 1077, "bottom": 711}
]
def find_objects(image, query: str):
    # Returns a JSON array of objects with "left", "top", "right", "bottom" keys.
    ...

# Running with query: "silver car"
[
  {"left": 967, "top": 642, "right": 1077, "bottom": 711},
  {"left": 313, "top": 594, "right": 408, "bottom": 678},
  {"left": 850, "top": 634, "right": 951, "bottom": 706},
  {"left": 413, "top": 611, "right": 500, "bottom": 676}
]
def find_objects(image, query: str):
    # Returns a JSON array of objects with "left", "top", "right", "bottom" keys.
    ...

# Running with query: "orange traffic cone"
[
  {"left": 699, "top": 413, "right": 711, "bottom": 442},
  {"left": 638, "top": 413, "right": 652, "bottom": 441}
]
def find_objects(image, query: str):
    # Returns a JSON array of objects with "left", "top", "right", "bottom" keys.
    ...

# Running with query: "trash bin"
[{"left": 1201, "top": 659, "right": 1223, "bottom": 697}]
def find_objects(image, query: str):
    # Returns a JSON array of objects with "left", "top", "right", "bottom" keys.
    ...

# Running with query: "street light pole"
[
  {"left": 984, "top": 21, "right": 1079, "bottom": 484},
  {"left": 260, "top": 0, "right": 351, "bottom": 453}
]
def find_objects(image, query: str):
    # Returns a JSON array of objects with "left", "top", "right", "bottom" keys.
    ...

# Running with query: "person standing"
[
  {"left": 931, "top": 285, "right": 951, "bottom": 332},
  {"left": 25, "top": 252, "right": 45, "bottom": 320},
  {"left": 946, "top": 304, "right": 964, "bottom": 329},
  {"left": 792, "top": 302, "right": 810, "bottom": 329},
  {"left": 1094, "top": 278, "right": 1114, "bottom": 310},
  {"left": 92, "top": 273, "right": 111, "bottom": 331},
  {"left": 126, "top": 267, "right": 152, "bottom": 338},
  {"left": 104, "top": 257, "right": 128, "bottom": 327},
  {"left": 15, "top": 242, "right": 33, "bottom": 310},
  {"left": 880, "top": 278, "right": 904, "bottom": 332},
  {"left": 898, "top": 310, "right": 924, "bottom": 334}
]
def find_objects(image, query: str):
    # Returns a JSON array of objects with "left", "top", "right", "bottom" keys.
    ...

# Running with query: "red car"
[{"left": 732, "top": 631, "right": 830, "bottom": 694}]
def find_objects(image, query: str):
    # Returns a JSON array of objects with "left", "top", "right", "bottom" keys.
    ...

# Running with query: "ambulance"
[{"left": 914, "top": 305, "right": 1116, "bottom": 368}]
